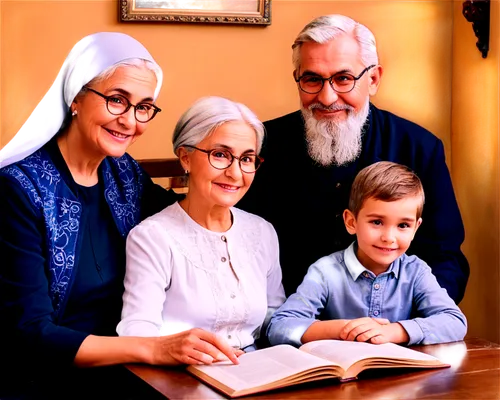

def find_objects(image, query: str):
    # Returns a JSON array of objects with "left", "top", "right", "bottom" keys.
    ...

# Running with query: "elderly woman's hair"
[
  {"left": 172, "top": 96, "right": 265, "bottom": 154},
  {"left": 90, "top": 58, "right": 161, "bottom": 86},
  {"left": 292, "top": 14, "right": 378, "bottom": 73}
]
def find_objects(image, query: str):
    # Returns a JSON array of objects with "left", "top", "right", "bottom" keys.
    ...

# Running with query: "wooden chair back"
[{"left": 137, "top": 158, "right": 188, "bottom": 190}]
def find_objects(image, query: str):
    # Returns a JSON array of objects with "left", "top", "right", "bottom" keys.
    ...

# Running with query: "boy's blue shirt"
[{"left": 267, "top": 242, "right": 467, "bottom": 347}]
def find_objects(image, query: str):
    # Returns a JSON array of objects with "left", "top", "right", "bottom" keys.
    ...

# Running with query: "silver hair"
[
  {"left": 292, "top": 14, "right": 378, "bottom": 73},
  {"left": 90, "top": 58, "right": 161, "bottom": 87},
  {"left": 172, "top": 96, "right": 265, "bottom": 155}
]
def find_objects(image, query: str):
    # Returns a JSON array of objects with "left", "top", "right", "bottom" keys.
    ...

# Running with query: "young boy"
[{"left": 267, "top": 161, "right": 467, "bottom": 347}]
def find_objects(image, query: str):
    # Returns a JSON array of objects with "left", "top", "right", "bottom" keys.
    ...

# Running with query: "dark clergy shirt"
[{"left": 237, "top": 104, "right": 469, "bottom": 304}]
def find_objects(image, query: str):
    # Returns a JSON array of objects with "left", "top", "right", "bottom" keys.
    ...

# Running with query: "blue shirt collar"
[{"left": 343, "top": 241, "right": 401, "bottom": 280}]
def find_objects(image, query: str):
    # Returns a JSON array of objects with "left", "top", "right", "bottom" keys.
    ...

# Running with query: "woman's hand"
[
  {"left": 151, "top": 328, "right": 241, "bottom": 365},
  {"left": 233, "top": 349, "right": 245, "bottom": 357}
]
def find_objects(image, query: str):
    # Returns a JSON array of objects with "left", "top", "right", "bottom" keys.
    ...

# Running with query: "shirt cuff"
[
  {"left": 43, "top": 329, "right": 90, "bottom": 367},
  {"left": 398, "top": 319, "right": 424, "bottom": 345},
  {"left": 268, "top": 318, "right": 317, "bottom": 347}
]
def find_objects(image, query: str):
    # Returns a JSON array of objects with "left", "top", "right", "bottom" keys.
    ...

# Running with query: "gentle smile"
[
  {"left": 374, "top": 246, "right": 398, "bottom": 252},
  {"left": 315, "top": 109, "right": 343, "bottom": 115},
  {"left": 216, "top": 183, "right": 239, "bottom": 192},
  {"left": 105, "top": 128, "right": 131, "bottom": 139}
]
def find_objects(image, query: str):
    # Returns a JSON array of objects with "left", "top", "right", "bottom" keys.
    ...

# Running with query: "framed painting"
[{"left": 119, "top": 0, "right": 271, "bottom": 25}]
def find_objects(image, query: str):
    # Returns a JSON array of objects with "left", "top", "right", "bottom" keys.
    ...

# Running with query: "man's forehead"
[{"left": 299, "top": 37, "right": 364, "bottom": 74}]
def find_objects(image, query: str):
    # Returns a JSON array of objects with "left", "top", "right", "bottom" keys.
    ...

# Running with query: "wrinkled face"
[
  {"left": 344, "top": 196, "right": 422, "bottom": 274},
  {"left": 182, "top": 121, "right": 258, "bottom": 209},
  {"left": 71, "top": 65, "right": 157, "bottom": 159},
  {"left": 296, "top": 35, "right": 379, "bottom": 122}
]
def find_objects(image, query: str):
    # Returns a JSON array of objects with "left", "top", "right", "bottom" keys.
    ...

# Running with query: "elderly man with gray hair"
[{"left": 237, "top": 14, "right": 469, "bottom": 304}]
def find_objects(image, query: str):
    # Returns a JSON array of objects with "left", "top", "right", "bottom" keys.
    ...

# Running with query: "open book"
[{"left": 187, "top": 340, "right": 449, "bottom": 398}]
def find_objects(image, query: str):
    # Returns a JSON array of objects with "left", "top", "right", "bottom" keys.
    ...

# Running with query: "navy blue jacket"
[
  {"left": 0, "top": 139, "right": 179, "bottom": 388},
  {"left": 238, "top": 104, "right": 469, "bottom": 303}
]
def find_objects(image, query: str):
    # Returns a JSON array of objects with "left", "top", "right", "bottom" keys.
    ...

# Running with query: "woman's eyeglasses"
[
  {"left": 84, "top": 87, "right": 161, "bottom": 123},
  {"left": 183, "top": 145, "right": 264, "bottom": 174}
]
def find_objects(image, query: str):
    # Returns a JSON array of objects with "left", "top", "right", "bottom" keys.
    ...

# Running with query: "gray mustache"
[{"left": 309, "top": 103, "right": 354, "bottom": 112}]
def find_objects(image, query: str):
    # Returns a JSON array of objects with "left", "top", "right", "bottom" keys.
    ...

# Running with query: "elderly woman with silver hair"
[
  {"left": 118, "top": 96, "right": 286, "bottom": 364},
  {"left": 0, "top": 33, "right": 185, "bottom": 398}
]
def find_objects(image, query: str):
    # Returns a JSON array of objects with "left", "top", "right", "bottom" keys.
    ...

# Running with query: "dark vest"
[{"left": 2, "top": 149, "right": 146, "bottom": 319}]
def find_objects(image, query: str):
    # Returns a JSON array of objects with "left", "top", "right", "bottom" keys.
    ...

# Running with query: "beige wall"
[
  {"left": 452, "top": 1, "right": 500, "bottom": 343},
  {"left": 1, "top": 0, "right": 452, "bottom": 161}
]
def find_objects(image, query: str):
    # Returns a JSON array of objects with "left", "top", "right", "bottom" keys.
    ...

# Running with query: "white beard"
[{"left": 302, "top": 99, "right": 370, "bottom": 167}]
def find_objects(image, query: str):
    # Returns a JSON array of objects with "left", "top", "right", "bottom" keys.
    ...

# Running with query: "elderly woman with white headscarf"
[{"left": 0, "top": 32, "right": 239, "bottom": 398}]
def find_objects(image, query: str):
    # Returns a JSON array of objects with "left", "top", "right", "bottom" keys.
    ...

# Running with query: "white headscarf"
[{"left": 0, "top": 32, "right": 163, "bottom": 168}]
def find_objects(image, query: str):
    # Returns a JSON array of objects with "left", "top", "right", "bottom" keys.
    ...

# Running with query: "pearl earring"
[
  {"left": 185, "top": 169, "right": 189, "bottom": 175},
  {"left": 72, "top": 110, "right": 78, "bottom": 116}
]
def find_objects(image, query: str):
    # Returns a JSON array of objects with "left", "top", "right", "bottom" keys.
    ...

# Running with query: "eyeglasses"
[
  {"left": 84, "top": 87, "right": 161, "bottom": 123},
  {"left": 295, "top": 65, "right": 376, "bottom": 94},
  {"left": 183, "top": 145, "right": 264, "bottom": 174}
]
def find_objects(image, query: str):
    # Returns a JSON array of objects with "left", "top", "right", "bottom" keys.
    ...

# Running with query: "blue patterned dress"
[{"left": 0, "top": 138, "right": 179, "bottom": 393}]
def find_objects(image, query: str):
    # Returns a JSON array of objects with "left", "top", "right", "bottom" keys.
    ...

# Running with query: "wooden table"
[{"left": 127, "top": 337, "right": 500, "bottom": 399}]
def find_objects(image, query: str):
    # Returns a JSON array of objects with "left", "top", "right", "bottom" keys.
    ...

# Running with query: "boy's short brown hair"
[{"left": 349, "top": 161, "right": 425, "bottom": 218}]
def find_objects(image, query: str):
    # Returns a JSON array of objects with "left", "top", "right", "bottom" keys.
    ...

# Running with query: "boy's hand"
[
  {"left": 368, "top": 323, "right": 410, "bottom": 344},
  {"left": 340, "top": 318, "right": 409, "bottom": 344},
  {"left": 339, "top": 317, "right": 390, "bottom": 342}
]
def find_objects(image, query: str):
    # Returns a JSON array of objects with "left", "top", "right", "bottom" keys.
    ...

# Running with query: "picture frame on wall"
[{"left": 119, "top": 0, "right": 271, "bottom": 25}]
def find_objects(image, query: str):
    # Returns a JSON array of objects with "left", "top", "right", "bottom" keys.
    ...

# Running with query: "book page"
[
  {"left": 188, "top": 344, "right": 337, "bottom": 393},
  {"left": 300, "top": 340, "right": 444, "bottom": 371}
]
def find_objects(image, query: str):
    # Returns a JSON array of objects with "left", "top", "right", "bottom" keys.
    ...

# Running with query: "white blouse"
[{"left": 117, "top": 202, "right": 285, "bottom": 350}]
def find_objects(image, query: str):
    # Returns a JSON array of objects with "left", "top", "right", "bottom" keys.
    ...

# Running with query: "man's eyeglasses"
[
  {"left": 295, "top": 65, "right": 376, "bottom": 94},
  {"left": 84, "top": 87, "right": 161, "bottom": 123},
  {"left": 183, "top": 145, "right": 264, "bottom": 174}
]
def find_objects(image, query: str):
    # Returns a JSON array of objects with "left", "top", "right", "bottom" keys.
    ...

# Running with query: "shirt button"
[
  {"left": 230, "top": 293, "right": 236, "bottom": 299},
  {"left": 374, "top": 283, "right": 380, "bottom": 290},
  {"left": 336, "top": 183, "right": 341, "bottom": 188},
  {"left": 221, "top": 257, "right": 227, "bottom": 262},
  {"left": 373, "top": 310, "right": 379, "bottom": 316},
  {"left": 228, "top": 334, "right": 232, "bottom": 339},
  {"left": 221, "top": 236, "right": 227, "bottom": 242}
]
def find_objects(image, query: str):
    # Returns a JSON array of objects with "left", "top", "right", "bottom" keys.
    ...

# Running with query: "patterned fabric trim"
[{"left": 2, "top": 150, "right": 145, "bottom": 317}]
